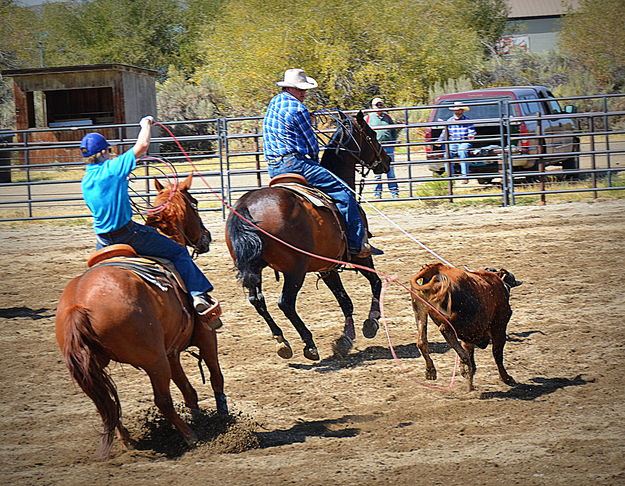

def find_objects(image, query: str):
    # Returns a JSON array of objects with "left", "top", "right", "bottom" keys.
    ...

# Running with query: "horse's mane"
[{"left": 145, "top": 185, "right": 185, "bottom": 235}]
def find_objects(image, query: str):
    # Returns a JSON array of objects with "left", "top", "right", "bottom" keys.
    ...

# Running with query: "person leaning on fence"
[
  {"left": 262, "top": 68, "right": 382, "bottom": 259},
  {"left": 365, "top": 97, "right": 400, "bottom": 198},
  {"left": 79, "top": 116, "right": 218, "bottom": 317},
  {"left": 438, "top": 101, "right": 476, "bottom": 183}
]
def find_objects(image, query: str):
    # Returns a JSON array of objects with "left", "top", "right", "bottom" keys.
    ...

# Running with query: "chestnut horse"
[
  {"left": 225, "top": 111, "right": 391, "bottom": 360},
  {"left": 55, "top": 173, "right": 226, "bottom": 461}
]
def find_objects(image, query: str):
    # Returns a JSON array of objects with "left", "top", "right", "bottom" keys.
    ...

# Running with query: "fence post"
[
  {"left": 24, "top": 131, "right": 33, "bottom": 218},
  {"left": 442, "top": 127, "right": 454, "bottom": 202},
  {"left": 501, "top": 100, "right": 512, "bottom": 206},
  {"left": 254, "top": 126, "right": 262, "bottom": 188},
  {"left": 603, "top": 96, "right": 612, "bottom": 187},
  {"left": 536, "top": 112, "right": 546, "bottom": 206},
  {"left": 404, "top": 108, "right": 413, "bottom": 198},
  {"left": 218, "top": 118, "right": 228, "bottom": 219},
  {"left": 590, "top": 115, "right": 597, "bottom": 199}
]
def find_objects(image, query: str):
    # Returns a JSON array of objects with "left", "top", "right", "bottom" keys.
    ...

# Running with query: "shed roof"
[
  {"left": 2, "top": 63, "right": 158, "bottom": 78},
  {"left": 507, "top": 0, "right": 580, "bottom": 18}
]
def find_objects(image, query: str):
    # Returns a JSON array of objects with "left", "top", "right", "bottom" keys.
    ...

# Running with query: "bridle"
[
  {"left": 323, "top": 113, "right": 387, "bottom": 177},
  {"left": 144, "top": 191, "right": 209, "bottom": 259}
]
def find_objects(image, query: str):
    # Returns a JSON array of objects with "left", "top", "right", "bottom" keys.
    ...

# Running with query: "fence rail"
[{"left": 0, "top": 93, "right": 623, "bottom": 222}]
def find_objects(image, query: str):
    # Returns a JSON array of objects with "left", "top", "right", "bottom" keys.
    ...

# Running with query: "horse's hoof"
[
  {"left": 303, "top": 346, "right": 320, "bottom": 361},
  {"left": 190, "top": 408, "right": 203, "bottom": 421},
  {"left": 215, "top": 392, "right": 229, "bottom": 414},
  {"left": 332, "top": 334, "right": 354, "bottom": 358},
  {"left": 344, "top": 317, "right": 356, "bottom": 341},
  {"left": 275, "top": 336, "right": 293, "bottom": 359},
  {"left": 206, "top": 317, "right": 223, "bottom": 330},
  {"left": 362, "top": 318, "right": 379, "bottom": 339},
  {"left": 502, "top": 375, "right": 516, "bottom": 386},
  {"left": 184, "top": 430, "right": 199, "bottom": 447}
]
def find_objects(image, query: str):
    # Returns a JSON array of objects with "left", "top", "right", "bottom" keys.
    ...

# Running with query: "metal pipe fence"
[{"left": 0, "top": 93, "right": 623, "bottom": 222}]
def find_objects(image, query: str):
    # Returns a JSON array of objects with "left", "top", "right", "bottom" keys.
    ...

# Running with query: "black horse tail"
[
  {"left": 61, "top": 305, "right": 121, "bottom": 461},
  {"left": 226, "top": 207, "right": 264, "bottom": 290}
]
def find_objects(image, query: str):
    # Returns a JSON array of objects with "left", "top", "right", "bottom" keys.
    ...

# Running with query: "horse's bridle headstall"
[
  {"left": 143, "top": 192, "right": 206, "bottom": 259},
  {"left": 329, "top": 117, "right": 386, "bottom": 176}
]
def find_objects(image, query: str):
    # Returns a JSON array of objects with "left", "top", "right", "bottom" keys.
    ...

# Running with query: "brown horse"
[
  {"left": 225, "top": 110, "right": 391, "bottom": 360},
  {"left": 55, "top": 173, "right": 227, "bottom": 461}
]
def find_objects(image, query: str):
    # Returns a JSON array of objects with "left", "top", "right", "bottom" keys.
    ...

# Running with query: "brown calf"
[{"left": 410, "top": 263, "right": 522, "bottom": 391}]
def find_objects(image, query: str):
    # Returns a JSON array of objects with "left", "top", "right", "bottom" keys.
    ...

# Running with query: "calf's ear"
[{"left": 499, "top": 269, "right": 523, "bottom": 288}]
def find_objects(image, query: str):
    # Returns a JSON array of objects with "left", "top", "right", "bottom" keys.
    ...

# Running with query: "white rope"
[{"left": 328, "top": 171, "right": 455, "bottom": 267}]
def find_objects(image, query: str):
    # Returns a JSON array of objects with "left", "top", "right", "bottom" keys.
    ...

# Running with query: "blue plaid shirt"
[
  {"left": 263, "top": 90, "right": 319, "bottom": 162},
  {"left": 445, "top": 114, "right": 476, "bottom": 141}
]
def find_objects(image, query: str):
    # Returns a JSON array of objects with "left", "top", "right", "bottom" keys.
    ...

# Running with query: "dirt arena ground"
[{"left": 1, "top": 199, "right": 624, "bottom": 485}]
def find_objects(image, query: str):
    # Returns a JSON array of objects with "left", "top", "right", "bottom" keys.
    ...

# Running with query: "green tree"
[
  {"left": 466, "top": 0, "right": 509, "bottom": 55},
  {"left": 156, "top": 66, "right": 221, "bottom": 154},
  {"left": 0, "top": 0, "right": 40, "bottom": 69},
  {"left": 21, "top": 0, "right": 188, "bottom": 75},
  {"left": 195, "top": 0, "right": 505, "bottom": 114},
  {"left": 559, "top": 0, "right": 625, "bottom": 91}
]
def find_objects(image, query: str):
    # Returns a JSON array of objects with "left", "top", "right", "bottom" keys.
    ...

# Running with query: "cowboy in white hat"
[
  {"left": 262, "top": 68, "right": 377, "bottom": 259},
  {"left": 441, "top": 101, "right": 476, "bottom": 183}
]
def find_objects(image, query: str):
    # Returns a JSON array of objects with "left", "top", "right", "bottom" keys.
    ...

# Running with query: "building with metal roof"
[{"left": 499, "top": 0, "right": 581, "bottom": 54}]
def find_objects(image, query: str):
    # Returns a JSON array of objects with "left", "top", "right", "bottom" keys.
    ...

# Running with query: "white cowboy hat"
[
  {"left": 448, "top": 101, "right": 470, "bottom": 111},
  {"left": 276, "top": 68, "right": 318, "bottom": 90},
  {"left": 371, "top": 97, "right": 384, "bottom": 107}
]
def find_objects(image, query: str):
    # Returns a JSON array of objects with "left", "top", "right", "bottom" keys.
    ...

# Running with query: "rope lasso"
[
  {"left": 155, "top": 120, "right": 463, "bottom": 391},
  {"left": 128, "top": 155, "right": 179, "bottom": 215}
]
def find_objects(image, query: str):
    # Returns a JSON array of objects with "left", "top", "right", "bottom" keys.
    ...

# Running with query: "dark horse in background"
[
  {"left": 225, "top": 111, "right": 391, "bottom": 360},
  {"left": 55, "top": 174, "right": 227, "bottom": 461}
]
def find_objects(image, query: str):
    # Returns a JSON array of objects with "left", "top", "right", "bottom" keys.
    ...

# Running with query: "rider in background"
[
  {"left": 79, "top": 116, "right": 217, "bottom": 317},
  {"left": 262, "top": 68, "right": 381, "bottom": 259}
]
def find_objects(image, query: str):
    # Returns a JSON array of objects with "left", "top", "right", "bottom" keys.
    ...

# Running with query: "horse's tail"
[
  {"left": 226, "top": 206, "right": 264, "bottom": 289},
  {"left": 60, "top": 305, "right": 121, "bottom": 461}
]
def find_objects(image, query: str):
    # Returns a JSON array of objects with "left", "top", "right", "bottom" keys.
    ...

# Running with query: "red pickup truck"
[{"left": 424, "top": 86, "right": 580, "bottom": 182}]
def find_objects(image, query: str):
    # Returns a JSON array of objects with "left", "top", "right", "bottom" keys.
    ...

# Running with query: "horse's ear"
[
  {"left": 356, "top": 110, "right": 365, "bottom": 125},
  {"left": 154, "top": 178, "right": 164, "bottom": 192},
  {"left": 179, "top": 173, "right": 193, "bottom": 192}
]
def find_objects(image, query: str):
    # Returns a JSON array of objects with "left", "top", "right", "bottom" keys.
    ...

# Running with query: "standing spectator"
[
  {"left": 365, "top": 97, "right": 400, "bottom": 198},
  {"left": 440, "top": 101, "right": 476, "bottom": 183}
]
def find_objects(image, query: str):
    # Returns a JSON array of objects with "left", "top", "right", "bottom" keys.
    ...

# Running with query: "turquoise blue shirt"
[{"left": 81, "top": 149, "right": 136, "bottom": 234}]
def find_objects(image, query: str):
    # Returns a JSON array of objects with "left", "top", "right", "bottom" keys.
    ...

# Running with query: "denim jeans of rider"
[
  {"left": 449, "top": 142, "right": 471, "bottom": 176},
  {"left": 267, "top": 153, "right": 365, "bottom": 249},
  {"left": 95, "top": 221, "right": 213, "bottom": 296}
]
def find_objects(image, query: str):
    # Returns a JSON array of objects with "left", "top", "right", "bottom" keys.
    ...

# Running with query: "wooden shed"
[{"left": 2, "top": 63, "right": 158, "bottom": 163}]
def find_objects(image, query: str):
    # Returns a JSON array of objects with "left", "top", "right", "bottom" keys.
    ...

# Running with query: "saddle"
[
  {"left": 268, "top": 173, "right": 372, "bottom": 257},
  {"left": 86, "top": 244, "right": 222, "bottom": 325},
  {"left": 269, "top": 173, "right": 350, "bottom": 238}
]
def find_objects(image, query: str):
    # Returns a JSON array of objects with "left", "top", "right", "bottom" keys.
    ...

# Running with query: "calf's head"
[{"left": 486, "top": 267, "right": 523, "bottom": 289}]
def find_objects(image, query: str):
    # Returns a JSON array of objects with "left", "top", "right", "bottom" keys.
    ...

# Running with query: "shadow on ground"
[
  {"left": 480, "top": 374, "right": 591, "bottom": 401},
  {"left": 0, "top": 306, "right": 53, "bottom": 320}
]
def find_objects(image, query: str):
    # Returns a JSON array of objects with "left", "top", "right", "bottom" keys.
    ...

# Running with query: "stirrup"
[{"left": 195, "top": 295, "right": 222, "bottom": 326}]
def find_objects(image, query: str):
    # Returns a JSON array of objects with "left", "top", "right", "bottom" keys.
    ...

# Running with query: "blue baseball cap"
[{"left": 80, "top": 133, "right": 110, "bottom": 157}]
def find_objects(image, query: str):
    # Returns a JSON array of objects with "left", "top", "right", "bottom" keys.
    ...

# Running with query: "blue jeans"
[
  {"left": 95, "top": 221, "right": 213, "bottom": 296},
  {"left": 449, "top": 142, "right": 471, "bottom": 176},
  {"left": 268, "top": 153, "right": 365, "bottom": 250},
  {"left": 374, "top": 148, "right": 399, "bottom": 196}
]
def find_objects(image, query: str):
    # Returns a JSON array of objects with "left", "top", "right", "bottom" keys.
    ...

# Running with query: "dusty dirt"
[{"left": 1, "top": 199, "right": 624, "bottom": 485}]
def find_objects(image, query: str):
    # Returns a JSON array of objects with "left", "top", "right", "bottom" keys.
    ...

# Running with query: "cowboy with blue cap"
[{"left": 79, "top": 117, "right": 218, "bottom": 319}]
